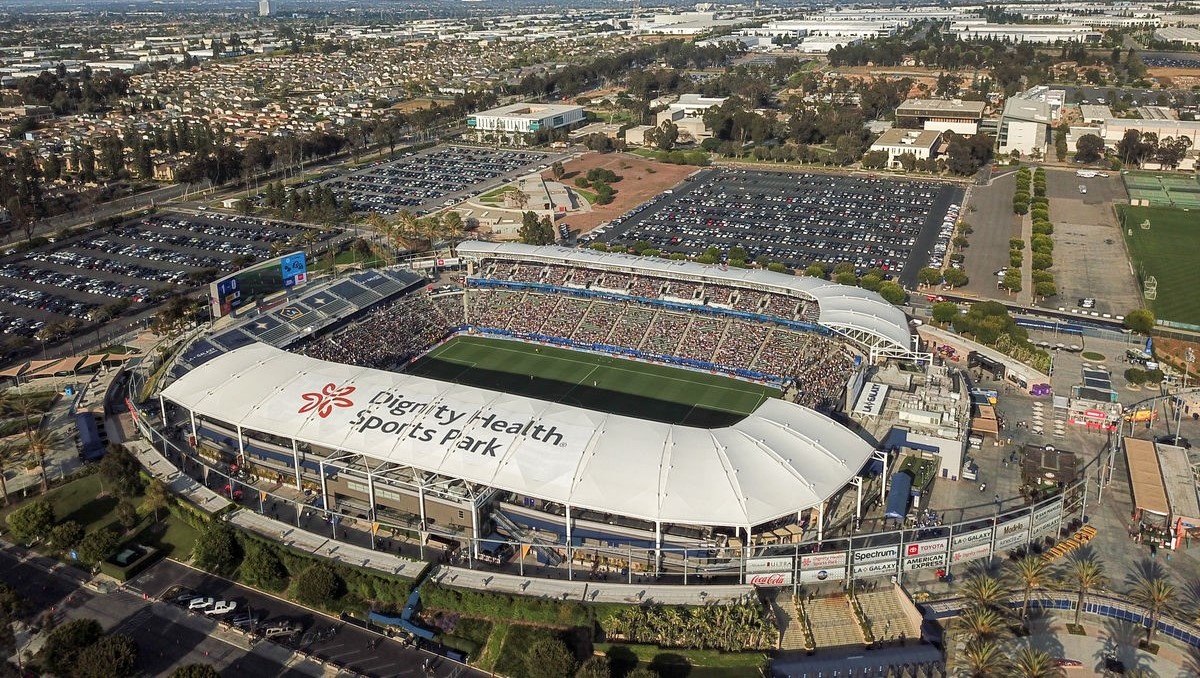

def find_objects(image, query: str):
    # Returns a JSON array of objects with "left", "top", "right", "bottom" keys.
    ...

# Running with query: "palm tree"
[
  {"left": 26, "top": 427, "right": 62, "bottom": 493},
  {"left": 1130, "top": 570, "right": 1176, "bottom": 646},
  {"left": 961, "top": 572, "right": 1008, "bottom": 612},
  {"left": 957, "top": 604, "right": 1009, "bottom": 643},
  {"left": 956, "top": 638, "right": 1010, "bottom": 677},
  {"left": 1062, "top": 550, "right": 1106, "bottom": 629},
  {"left": 1008, "top": 554, "right": 1051, "bottom": 625},
  {"left": 1007, "top": 646, "right": 1065, "bottom": 678},
  {"left": 0, "top": 442, "right": 18, "bottom": 506}
]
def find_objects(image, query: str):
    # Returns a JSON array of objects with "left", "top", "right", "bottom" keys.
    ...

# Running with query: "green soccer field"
[
  {"left": 1119, "top": 205, "right": 1200, "bottom": 327},
  {"left": 406, "top": 335, "right": 779, "bottom": 427}
]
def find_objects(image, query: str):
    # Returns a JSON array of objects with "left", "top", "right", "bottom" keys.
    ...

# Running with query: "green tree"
[
  {"left": 942, "top": 268, "right": 967, "bottom": 288},
  {"left": 49, "top": 521, "right": 84, "bottom": 553},
  {"left": 117, "top": 500, "right": 140, "bottom": 531},
  {"left": 241, "top": 541, "right": 289, "bottom": 591},
  {"left": 877, "top": 281, "right": 907, "bottom": 305},
  {"left": 193, "top": 522, "right": 241, "bottom": 574},
  {"left": 38, "top": 618, "right": 103, "bottom": 675},
  {"left": 7, "top": 499, "right": 54, "bottom": 543},
  {"left": 960, "top": 573, "right": 1007, "bottom": 611},
  {"left": 77, "top": 528, "right": 120, "bottom": 564},
  {"left": 1123, "top": 309, "right": 1155, "bottom": 334},
  {"left": 1075, "top": 133, "right": 1105, "bottom": 163},
  {"left": 293, "top": 563, "right": 346, "bottom": 606},
  {"left": 143, "top": 478, "right": 170, "bottom": 523},
  {"left": 1007, "top": 555, "right": 1051, "bottom": 626},
  {"left": 99, "top": 445, "right": 145, "bottom": 499},
  {"left": 956, "top": 605, "right": 1008, "bottom": 643},
  {"left": 1130, "top": 566, "right": 1175, "bottom": 645},
  {"left": 27, "top": 427, "right": 62, "bottom": 493},
  {"left": 835, "top": 271, "right": 858, "bottom": 286},
  {"left": 1006, "top": 646, "right": 1063, "bottom": 678},
  {"left": 804, "top": 264, "right": 826, "bottom": 278},
  {"left": 517, "top": 211, "right": 555, "bottom": 245},
  {"left": 955, "top": 638, "right": 1010, "bottom": 676},
  {"left": 932, "top": 301, "right": 959, "bottom": 324},
  {"left": 575, "top": 655, "right": 610, "bottom": 678},
  {"left": 525, "top": 637, "right": 577, "bottom": 678},
  {"left": 170, "top": 665, "right": 222, "bottom": 678},
  {"left": 74, "top": 634, "right": 138, "bottom": 678},
  {"left": 917, "top": 267, "right": 943, "bottom": 286},
  {"left": 1062, "top": 550, "right": 1106, "bottom": 629}
]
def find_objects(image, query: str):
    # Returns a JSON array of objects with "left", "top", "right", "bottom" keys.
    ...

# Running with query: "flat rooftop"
[
  {"left": 897, "top": 98, "right": 986, "bottom": 118},
  {"left": 473, "top": 102, "right": 583, "bottom": 120}
]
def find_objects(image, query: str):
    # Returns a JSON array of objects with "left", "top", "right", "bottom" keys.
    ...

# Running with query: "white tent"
[{"left": 164, "top": 343, "right": 875, "bottom": 528}]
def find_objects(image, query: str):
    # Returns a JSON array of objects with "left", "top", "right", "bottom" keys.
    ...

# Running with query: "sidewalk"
[{"left": 428, "top": 565, "right": 752, "bottom": 605}]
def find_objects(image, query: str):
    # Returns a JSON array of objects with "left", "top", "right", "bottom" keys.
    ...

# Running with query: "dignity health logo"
[{"left": 299, "top": 383, "right": 356, "bottom": 418}]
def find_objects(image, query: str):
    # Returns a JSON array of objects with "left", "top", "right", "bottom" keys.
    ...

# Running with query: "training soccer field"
[
  {"left": 406, "top": 335, "right": 779, "bottom": 426},
  {"left": 1119, "top": 205, "right": 1200, "bottom": 327}
]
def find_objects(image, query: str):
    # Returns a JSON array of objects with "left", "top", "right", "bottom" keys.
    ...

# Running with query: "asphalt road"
[
  {"left": 0, "top": 544, "right": 324, "bottom": 677},
  {"left": 134, "top": 559, "right": 483, "bottom": 678}
]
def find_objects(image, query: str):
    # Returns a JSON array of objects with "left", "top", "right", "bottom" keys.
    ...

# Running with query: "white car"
[
  {"left": 188, "top": 597, "right": 215, "bottom": 611},
  {"left": 207, "top": 600, "right": 238, "bottom": 616}
]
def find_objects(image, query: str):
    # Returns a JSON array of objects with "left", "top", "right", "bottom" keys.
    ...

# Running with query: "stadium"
[{"left": 158, "top": 242, "right": 920, "bottom": 580}]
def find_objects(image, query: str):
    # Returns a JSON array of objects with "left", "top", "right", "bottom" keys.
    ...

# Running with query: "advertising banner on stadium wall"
[
  {"left": 853, "top": 560, "right": 898, "bottom": 578},
  {"left": 800, "top": 551, "right": 847, "bottom": 569},
  {"left": 951, "top": 544, "right": 992, "bottom": 564},
  {"left": 799, "top": 567, "right": 846, "bottom": 583},
  {"left": 903, "top": 553, "right": 947, "bottom": 572},
  {"left": 1032, "top": 502, "right": 1063, "bottom": 536},
  {"left": 904, "top": 538, "right": 948, "bottom": 557},
  {"left": 852, "top": 545, "right": 900, "bottom": 565},
  {"left": 747, "top": 557, "right": 795, "bottom": 574},
  {"left": 952, "top": 527, "right": 994, "bottom": 549},
  {"left": 745, "top": 572, "right": 793, "bottom": 587},
  {"left": 853, "top": 382, "right": 890, "bottom": 416},
  {"left": 994, "top": 516, "right": 1031, "bottom": 551}
]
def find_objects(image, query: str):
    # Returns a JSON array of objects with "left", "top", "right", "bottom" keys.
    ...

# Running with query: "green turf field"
[
  {"left": 406, "top": 335, "right": 779, "bottom": 427},
  {"left": 1119, "top": 205, "right": 1200, "bottom": 327}
]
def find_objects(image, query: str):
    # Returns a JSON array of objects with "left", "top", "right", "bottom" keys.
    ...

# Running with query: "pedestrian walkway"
[
  {"left": 228, "top": 511, "right": 428, "bottom": 579},
  {"left": 428, "top": 565, "right": 752, "bottom": 606},
  {"left": 770, "top": 591, "right": 809, "bottom": 651},
  {"left": 857, "top": 587, "right": 919, "bottom": 644},
  {"left": 803, "top": 593, "right": 864, "bottom": 649}
]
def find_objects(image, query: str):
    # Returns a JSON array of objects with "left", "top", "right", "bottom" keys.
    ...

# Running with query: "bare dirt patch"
[
  {"left": 545, "top": 152, "right": 696, "bottom": 235},
  {"left": 1144, "top": 67, "right": 1200, "bottom": 89}
]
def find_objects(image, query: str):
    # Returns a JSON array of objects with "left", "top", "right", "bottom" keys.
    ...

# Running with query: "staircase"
[
  {"left": 857, "top": 587, "right": 920, "bottom": 644},
  {"left": 804, "top": 594, "right": 866, "bottom": 649},
  {"left": 770, "top": 591, "right": 809, "bottom": 651}
]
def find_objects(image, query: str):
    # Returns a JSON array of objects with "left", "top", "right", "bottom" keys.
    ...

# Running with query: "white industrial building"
[
  {"left": 655, "top": 94, "right": 727, "bottom": 141},
  {"left": 869, "top": 129, "right": 942, "bottom": 168},
  {"left": 998, "top": 97, "right": 1052, "bottom": 157},
  {"left": 949, "top": 22, "right": 1099, "bottom": 43},
  {"left": 1154, "top": 26, "right": 1200, "bottom": 46},
  {"left": 467, "top": 103, "right": 585, "bottom": 143},
  {"left": 895, "top": 99, "right": 986, "bottom": 135},
  {"left": 754, "top": 19, "right": 903, "bottom": 40},
  {"left": 1101, "top": 118, "right": 1200, "bottom": 147}
]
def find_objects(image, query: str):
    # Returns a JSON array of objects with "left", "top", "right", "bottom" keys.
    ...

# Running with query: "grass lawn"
[
  {"left": 477, "top": 185, "right": 513, "bottom": 202},
  {"left": 408, "top": 335, "right": 778, "bottom": 426},
  {"left": 0, "top": 473, "right": 198, "bottom": 562},
  {"left": 572, "top": 186, "right": 598, "bottom": 204},
  {"left": 1118, "top": 205, "right": 1200, "bottom": 326},
  {"left": 594, "top": 642, "right": 768, "bottom": 677}
]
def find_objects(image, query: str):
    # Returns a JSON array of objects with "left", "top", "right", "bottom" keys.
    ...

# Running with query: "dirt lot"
[
  {"left": 1144, "top": 67, "right": 1200, "bottom": 89},
  {"left": 545, "top": 152, "right": 697, "bottom": 235}
]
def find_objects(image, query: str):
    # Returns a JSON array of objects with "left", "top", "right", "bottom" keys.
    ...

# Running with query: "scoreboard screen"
[{"left": 209, "top": 252, "right": 307, "bottom": 318}]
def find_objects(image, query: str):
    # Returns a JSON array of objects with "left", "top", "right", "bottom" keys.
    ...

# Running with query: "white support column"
[
  {"left": 469, "top": 501, "right": 479, "bottom": 564},
  {"left": 236, "top": 425, "right": 246, "bottom": 466},
  {"left": 854, "top": 476, "right": 863, "bottom": 521},
  {"left": 418, "top": 481, "right": 428, "bottom": 536},
  {"left": 189, "top": 410, "right": 197, "bottom": 442},
  {"left": 817, "top": 503, "right": 825, "bottom": 542},
  {"left": 654, "top": 521, "right": 662, "bottom": 577},
  {"left": 878, "top": 450, "right": 889, "bottom": 506},
  {"left": 366, "top": 467, "right": 378, "bottom": 550},
  {"left": 566, "top": 505, "right": 574, "bottom": 581},
  {"left": 159, "top": 394, "right": 167, "bottom": 428},
  {"left": 291, "top": 439, "right": 302, "bottom": 491},
  {"left": 319, "top": 460, "right": 330, "bottom": 521}
]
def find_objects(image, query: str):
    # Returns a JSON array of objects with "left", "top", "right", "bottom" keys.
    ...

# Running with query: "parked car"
[
  {"left": 1154, "top": 435, "right": 1191, "bottom": 449},
  {"left": 207, "top": 600, "right": 238, "bottom": 616},
  {"left": 188, "top": 597, "right": 215, "bottom": 611}
]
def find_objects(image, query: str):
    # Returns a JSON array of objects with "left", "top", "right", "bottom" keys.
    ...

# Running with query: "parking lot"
[
  {"left": 135, "top": 559, "right": 476, "bottom": 677},
  {"left": 323, "top": 145, "right": 562, "bottom": 215},
  {"left": 587, "top": 169, "right": 963, "bottom": 286},
  {"left": 0, "top": 212, "right": 333, "bottom": 340}
]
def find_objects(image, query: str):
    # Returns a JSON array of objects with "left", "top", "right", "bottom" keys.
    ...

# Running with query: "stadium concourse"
[{"left": 155, "top": 243, "right": 920, "bottom": 583}]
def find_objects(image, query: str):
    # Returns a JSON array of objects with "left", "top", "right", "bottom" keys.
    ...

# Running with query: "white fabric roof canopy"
[{"left": 164, "top": 343, "right": 874, "bottom": 528}]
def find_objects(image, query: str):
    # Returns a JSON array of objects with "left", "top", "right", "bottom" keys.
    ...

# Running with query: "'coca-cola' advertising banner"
[{"left": 744, "top": 572, "right": 793, "bottom": 587}]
